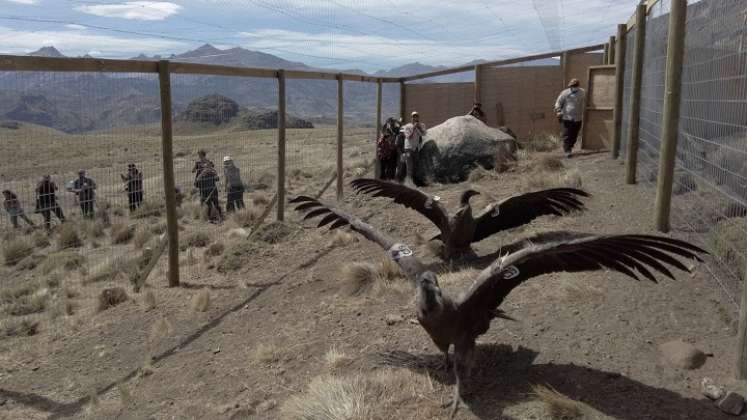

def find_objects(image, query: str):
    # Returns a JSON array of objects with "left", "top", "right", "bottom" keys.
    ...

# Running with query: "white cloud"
[
  {"left": 64, "top": 24, "right": 87, "bottom": 30},
  {"left": 75, "top": 1, "right": 182, "bottom": 21},
  {"left": 4, "top": 0, "right": 39, "bottom": 4},
  {"left": 0, "top": 26, "right": 187, "bottom": 56}
]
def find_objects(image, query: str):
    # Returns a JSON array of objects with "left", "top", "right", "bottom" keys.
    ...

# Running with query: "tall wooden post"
[
  {"left": 276, "top": 69, "right": 286, "bottom": 221},
  {"left": 603, "top": 43, "right": 610, "bottom": 64},
  {"left": 654, "top": 0, "right": 687, "bottom": 232},
  {"left": 738, "top": 265, "right": 747, "bottom": 379},
  {"left": 337, "top": 74, "right": 344, "bottom": 201},
  {"left": 609, "top": 35, "right": 616, "bottom": 65},
  {"left": 611, "top": 25, "right": 627, "bottom": 159},
  {"left": 399, "top": 80, "right": 406, "bottom": 121},
  {"left": 474, "top": 65, "right": 482, "bottom": 104},
  {"left": 560, "top": 51, "right": 569, "bottom": 89},
  {"left": 375, "top": 79, "right": 383, "bottom": 179},
  {"left": 626, "top": 3, "right": 647, "bottom": 184},
  {"left": 157, "top": 60, "right": 179, "bottom": 288}
]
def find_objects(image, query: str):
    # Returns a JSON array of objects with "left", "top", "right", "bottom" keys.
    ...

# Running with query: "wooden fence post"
[
  {"left": 626, "top": 3, "right": 647, "bottom": 184},
  {"left": 603, "top": 43, "right": 610, "bottom": 64},
  {"left": 337, "top": 74, "right": 344, "bottom": 201},
  {"left": 609, "top": 35, "right": 617, "bottom": 65},
  {"left": 560, "top": 51, "right": 569, "bottom": 89},
  {"left": 400, "top": 80, "right": 406, "bottom": 122},
  {"left": 738, "top": 265, "right": 747, "bottom": 379},
  {"left": 375, "top": 79, "right": 382, "bottom": 179},
  {"left": 612, "top": 25, "right": 627, "bottom": 159},
  {"left": 277, "top": 69, "right": 286, "bottom": 221},
  {"left": 654, "top": 0, "right": 687, "bottom": 232},
  {"left": 474, "top": 64, "right": 482, "bottom": 104},
  {"left": 157, "top": 60, "right": 179, "bottom": 288}
]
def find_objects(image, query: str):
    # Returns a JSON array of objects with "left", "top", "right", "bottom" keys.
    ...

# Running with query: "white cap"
[
  {"left": 223, "top": 156, "right": 232, "bottom": 162},
  {"left": 411, "top": 111, "right": 419, "bottom": 116}
]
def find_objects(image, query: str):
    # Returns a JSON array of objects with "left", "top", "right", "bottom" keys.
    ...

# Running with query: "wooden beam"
[
  {"left": 375, "top": 79, "right": 383, "bottom": 179},
  {"left": 654, "top": 0, "right": 687, "bottom": 232},
  {"left": 627, "top": 3, "right": 647, "bottom": 184},
  {"left": 277, "top": 70, "right": 286, "bottom": 221},
  {"left": 402, "top": 44, "right": 605, "bottom": 82},
  {"left": 609, "top": 36, "right": 616, "bottom": 65},
  {"left": 171, "top": 62, "right": 276, "bottom": 78},
  {"left": 611, "top": 25, "right": 627, "bottom": 159},
  {"left": 400, "top": 80, "right": 407, "bottom": 121},
  {"left": 157, "top": 60, "right": 179, "bottom": 288},
  {"left": 474, "top": 65, "right": 483, "bottom": 104},
  {"left": 337, "top": 74, "right": 344, "bottom": 201},
  {"left": 627, "top": 0, "right": 661, "bottom": 29},
  {"left": 560, "top": 51, "right": 569, "bottom": 90}
]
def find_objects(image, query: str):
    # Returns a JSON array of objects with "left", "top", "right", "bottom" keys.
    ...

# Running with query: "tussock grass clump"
[
  {"left": 98, "top": 287, "right": 128, "bottom": 312},
  {"left": 521, "top": 133, "right": 560, "bottom": 152},
  {"left": 324, "top": 346, "right": 353, "bottom": 370},
  {"left": 181, "top": 231, "right": 211, "bottom": 250},
  {"left": 190, "top": 289, "right": 210, "bottom": 312},
  {"left": 468, "top": 165, "right": 501, "bottom": 183},
  {"left": 150, "top": 222, "right": 167, "bottom": 235},
  {"left": 537, "top": 156, "right": 565, "bottom": 172},
  {"left": 31, "top": 231, "right": 51, "bottom": 248},
  {"left": 329, "top": 230, "right": 356, "bottom": 247},
  {"left": 110, "top": 223, "right": 135, "bottom": 245},
  {"left": 2, "top": 318, "right": 39, "bottom": 337},
  {"left": 250, "top": 343, "right": 281, "bottom": 364},
  {"left": 1, "top": 281, "right": 40, "bottom": 305},
  {"left": 3, "top": 238, "right": 34, "bottom": 266},
  {"left": 142, "top": 290, "right": 157, "bottom": 310},
  {"left": 6, "top": 293, "right": 47, "bottom": 316},
  {"left": 17, "top": 253, "right": 46, "bottom": 271},
  {"left": 217, "top": 241, "right": 266, "bottom": 272},
  {"left": 232, "top": 207, "right": 263, "bottom": 227},
  {"left": 131, "top": 200, "right": 164, "bottom": 219},
  {"left": 206, "top": 241, "right": 225, "bottom": 257},
  {"left": 82, "top": 219, "right": 106, "bottom": 241},
  {"left": 84, "top": 256, "right": 136, "bottom": 284},
  {"left": 340, "top": 259, "right": 407, "bottom": 297},
  {"left": 252, "top": 192, "right": 271, "bottom": 206},
  {"left": 532, "top": 384, "right": 586, "bottom": 419},
  {"left": 133, "top": 227, "right": 153, "bottom": 249},
  {"left": 39, "top": 251, "right": 86, "bottom": 275},
  {"left": 255, "top": 221, "right": 296, "bottom": 244},
  {"left": 524, "top": 168, "right": 582, "bottom": 191},
  {"left": 711, "top": 217, "right": 747, "bottom": 279}
]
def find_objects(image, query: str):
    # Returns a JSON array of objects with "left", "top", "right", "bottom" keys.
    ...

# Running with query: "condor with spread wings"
[
  {"left": 351, "top": 178, "right": 589, "bottom": 260},
  {"left": 291, "top": 195, "right": 706, "bottom": 418}
]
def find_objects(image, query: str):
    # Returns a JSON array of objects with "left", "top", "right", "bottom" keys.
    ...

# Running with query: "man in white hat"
[
  {"left": 398, "top": 111, "right": 427, "bottom": 185},
  {"left": 222, "top": 156, "right": 245, "bottom": 213},
  {"left": 554, "top": 78, "right": 586, "bottom": 158}
]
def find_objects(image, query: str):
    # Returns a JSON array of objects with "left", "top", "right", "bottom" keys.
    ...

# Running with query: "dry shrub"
[
  {"left": 324, "top": 346, "right": 353, "bottom": 370},
  {"left": 233, "top": 207, "right": 262, "bottom": 228},
  {"left": 39, "top": 251, "right": 86, "bottom": 275},
  {"left": 537, "top": 156, "right": 565, "bottom": 172},
  {"left": 150, "top": 222, "right": 167, "bottom": 235},
  {"left": 131, "top": 200, "right": 164, "bottom": 219},
  {"left": 329, "top": 230, "right": 356, "bottom": 247},
  {"left": 133, "top": 227, "right": 153, "bottom": 249},
  {"left": 3, "top": 238, "right": 34, "bottom": 266},
  {"left": 255, "top": 221, "right": 296, "bottom": 244},
  {"left": 467, "top": 165, "right": 500, "bottom": 183},
  {"left": 190, "top": 289, "right": 210, "bottom": 312},
  {"left": 1, "top": 281, "right": 39, "bottom": 304},
  {"left": 82, "top": 220, "right": 106, "bottom": 240},
  {"left": 252, "top": 192, "right": 271, "bottom": 206},
  {"left": 280, "top": 370, "right": 433, "bottom": 420},
  {"left": 711, "top": 217, "right": 747, "bottom": 279},
  {"left": 532, "top": 384, "right": 587, "bottom": 419},
  {"left": 340, "top": 259, "right": 407, "bottom": 297},
  {"left": 184, "top": 201, "right": 203, "bottom": 221},
  {"left": 521, "top": 133, "right": 560, "bottom": 152},
  {"left": 253, "top": 173, "right": 275, "bottom": 190},
  {"left": 98, "top": 287, "right": 128, "bottom": 312},
  {"left": 6, "top": 292, "right": 47, "bottom": 316},
  {"left": 217, "top": 241, "right": 266, "bottom": 272},
  {"left": 17, "top": 253, "right": 46, "bottom": 271},
  {"left": 84, "top": 255, "right": 137, "bottom": 285},
  {"left": 2, "top": 318, "right": 39, "bottom": 337},
  {"left": 182, "top": 231, "right": 211, "bottom": 250},
  {"left": 525, "top": 168, "right": 582, "bottom": 191},
  {"left": 111, "top": 223, "right": 135, "bottom": 245},
  {"left": 250, "top": 343, "right": 281, "bottom": 364},
  {"left": 206, "top": 241, "right": 225, "bottom": 257},
  {"left": 142, "top": 290, "right": 157, "bottom": 310},
  {"left": 48, "top": 293, "right": 76, "bottom": 319},
  {"left": 31, "top": 231, "right": 51, "bottom": 248}
]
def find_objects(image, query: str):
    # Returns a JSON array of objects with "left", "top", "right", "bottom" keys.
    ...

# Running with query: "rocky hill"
[{"left": 178, "top": 94, "right": 313, "bottom": 131}]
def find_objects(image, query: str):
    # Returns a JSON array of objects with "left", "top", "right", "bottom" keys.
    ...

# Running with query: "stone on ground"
[
  {"left": 702, "top": 377, "right": 725, "bottom": 400},
  {"left": 717, "top": 392, "right": 745, "bottom": 416},
  {"left": 658, "top": 339, "right": 707, "bottom": 370}
]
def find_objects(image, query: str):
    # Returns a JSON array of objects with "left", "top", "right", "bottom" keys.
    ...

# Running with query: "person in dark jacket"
[
  {"left": 222, "top": 156, "right": 245, "bottom": 213},
  {"left": 195, "top": 161, "right": 223, "bottom": 223},
  {"left": 121, "top": 163, "right": 144, "bottom": 213},
  {"left": 35, "top": 175, "right": 65, "bottom": 230},
  {"left": 3, "top": 190, "right": 35, "bottom": 228},
  {"left": 71, "top": 169, "right": 96, "bottom": 218},
  {"left": 377, "top": 118, "right": 400, "bottom": 180},
  {"left": 192, "top": 149, "right": 213, "bottom": 181}
]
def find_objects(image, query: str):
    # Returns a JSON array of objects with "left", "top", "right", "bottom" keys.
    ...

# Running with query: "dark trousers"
[
  {"left": 561, "top": 120, "right": 583, "bottom": 153},
  {"left": 396, "top": 149, "right": 418, "bottom": 184},
  {"left": 40, "top": 206, "right": 65, "bottom": 230},
  {"left": 128, "top": 191, "right": 143, "bottom": 212},
  {"left": 10, "top": 213, "right": 34, "bottom": 228},
  {"left": 380, "top": 156, "right": 398, "bottom": 180},
  {"left": 80, "top": 199, "right": 95, "bottom": 218},
  {"left": 201, "top": 190, "right": 223, "bottom": 221},
  {"left": 226, "top": 189, "right": 245, "bottom": 213}
]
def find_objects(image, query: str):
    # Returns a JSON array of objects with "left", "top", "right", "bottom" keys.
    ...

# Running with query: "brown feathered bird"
[
  {"left": 290, "top": 195, "right": 706, "bottom": 418},
  {"left": 350, "top": 178, "right": 590, "bottom": 260}
]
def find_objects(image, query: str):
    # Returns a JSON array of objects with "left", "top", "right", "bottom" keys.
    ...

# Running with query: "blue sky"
[{"left": 0, "top": 0, "right": 639, "bottom": 71}]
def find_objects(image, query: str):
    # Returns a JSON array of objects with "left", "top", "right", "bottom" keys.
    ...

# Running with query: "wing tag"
[
  {"left": 501, "top": 265, "right": 520, "bottom": 279},
  {"left": 390, "top": 244, "right": 413, "bottom": 261}
]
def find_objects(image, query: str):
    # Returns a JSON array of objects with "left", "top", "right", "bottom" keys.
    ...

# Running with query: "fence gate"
[{"left": 582, "top": 64, "right": 616, "bottom": 150}]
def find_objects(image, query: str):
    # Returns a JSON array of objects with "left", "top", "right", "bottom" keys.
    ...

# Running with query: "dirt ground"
[{"left": 1, "top": 149, "right": 744, "bottom": 420}]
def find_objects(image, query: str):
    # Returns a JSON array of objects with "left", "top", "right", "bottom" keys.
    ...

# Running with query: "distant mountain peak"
[{"left": 28, "top": 46, "right": 65, "bottom": 58}]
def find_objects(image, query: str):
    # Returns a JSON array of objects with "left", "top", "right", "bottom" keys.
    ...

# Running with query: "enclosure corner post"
[
  {"left": 399, "top": 80, "right": 406, "bottom": 122},
  {"left": 474, "top": 65, "right": 482, "bottom": 104},
  {"left": 337, "top": 74, "right": 344, "bottom": 201},
  {"left": 375, "top": 79, "right": 383, "bottom": 179},
  {"left": 277, "top": 69, "right": 287, "bottom": 221},
  {"left": 626, "top": 3, "right": 647, "bottom": 184},
  {"left": 654, "top": 0, "right": 687, "bottom": 233},
  {"left": 612, "top": 24, "right": 627, "bottom": 159},
  {"left": 157, "top": 60, "right": 179, "bottom": 288},
  {"left": 609, "top": 35, "right": 617, "bottom": 65}
]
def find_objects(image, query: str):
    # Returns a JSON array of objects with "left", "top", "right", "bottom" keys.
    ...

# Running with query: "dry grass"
[
  {"left": 467, "top": 165, "right": 501, "bottom": 183},
  {"left": 57, "top": 224, "right": 84, "bottom": 251},
  {"left": 130, "top": 200, "right": 164, "bottom": 219},
  {"left": 217, "top": 240, "right": 266, "bottom": 272},
  {"left": 3, "top": 238, "right": 34, "bottom": 266},
  {"left": 2, "top": 318, "right": 39, "bottom": 337},
  {"left": 111, "top": 223, "right": 135, "bottom": 245},
  {"left": 39, "top": 250, "right": 86, "bottom": 275},
  {"left": 133, "top": 227, "right": 153, "bottom": 249},
  {"left": 340, "top": 259, "right": 407, "bottom": 297},
  {"left": 97, "top": 287, "right": 129, "bottom": 312},
  {"left": 255, "top": 221, "right": 297, "bottom": 244},
  {"left": 329, "top": 230, "right": 356, "bottom": 247},
  {"left": 280, "top": 370, "right": 435, "bottom": 420},
  {"left": 710, "top": 216, "right": 747, "bottom": 279},
  {"left": 524, "top": 168, "right": 582, "bottom": 191},
  {"left": 537, "top": 155, "right": 565, "bottom": 172},
  {"left": 82, "top": 219, "right": 106, "bottom": 241},
  {"left": 190, "top": 289, "right": 210, "bottom": 312},
  {"left": 206, "top": 241, "right": 225, "bottom": 257},
  {"left": 31, "top": 231, "right": 51, "bottom": 248},
  {"left": 5, "top": 292, "right": 47, "bottom": 316},
  {"left": 324, "top": 345, "right": 354, "bottom": 370},
  {"left": 232, "top": 207, "right": 263, "bottom": 228},
  {"left": 181, "top": 231, "right": 211, "bottom": 250},
  {"left": 521, "top": 133, "right": 561, "bottom": 152},
  {"left": 252, "top": 192, "right": 271, "bottom": 206},
  {"left": 84, "top": 255, "right": 137, "bottom": 285},
  {"left": 532, "top": 384, "right": 587, "bottom": 419},
  {"left": 250, "top": 342, "right": 281, "bottom": 364},
  {"left": 142, "top": 290, "right": 157, "bottom": 310}
]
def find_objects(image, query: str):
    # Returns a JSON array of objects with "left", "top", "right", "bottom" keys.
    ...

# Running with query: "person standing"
[
  {"left": 72, "top": 169, "right": 96, "bottom": 218},
  {"left": 121, "top": 163, "right": 144, "bottom": 213},
  {"left": 377, "top": 117, "right": 400, "bottom": 180},
  {"left": 2, "top": 190, "right": 35, "bottom": 228},
  {"left": 222, "top": 156, "right": 245, "bottom": 213},
  {"left": 467, "top": 102, "right": 487, "bottom": 123},
  {"left": 195, "top": 161, "right": 223, "bottom": 223},
  {"left": 35, "top": 175, "right": 65, "bottom": 230},
  {"left": 397, "top": 111, "right": 427, "bottom": 185},
  {"left": 554, "top": 78, "right": 586, "bottom": 158},
  {"left": 192, "top": 149, "right": 213, "bottom": 181}
]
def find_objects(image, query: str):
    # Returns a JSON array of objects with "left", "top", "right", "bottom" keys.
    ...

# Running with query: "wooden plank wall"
[
  {"left": 582, "top": 66, "right": 616, "bottom": 150},
  {"left": 566, "top": 52, "right": 604, "bottom": 92},
  {"left": 404, "top": 82, "right": 474, "bottom": 128}
]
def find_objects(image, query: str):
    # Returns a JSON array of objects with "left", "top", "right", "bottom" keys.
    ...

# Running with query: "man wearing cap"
[
  {"left": 72, "top": 169, "right": 97, "bottom": 218},
  {"left": 398, "top": 111, "right": 427, "bottom": 185},
  {"left": 195, "top": 161, "right": 223, "bottom": 223},
  {"left": 121, "top": 163, "right": 144, "bottom": 213},
  {"left": 222, "top": 156, "right": 245, "bottom": 213},
  {"left": 554, "top": 78, "right": 586, "bottom": 158},
  {"left": 36, "top": 175, "right": 65, "bottom": 230}
]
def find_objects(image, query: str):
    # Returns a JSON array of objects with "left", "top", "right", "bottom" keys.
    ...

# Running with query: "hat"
[
  {"left": 223, "top": 156, "right": 232, "bottom": 163},
  {"left": 568, "top": 78, "right": 580, "bottom": 87},
  {"left": 78, "top": 169, "right": 85, "bottom": 174},
  {"left": 411, "top": 111, "right": 419, "bottom": 116}
]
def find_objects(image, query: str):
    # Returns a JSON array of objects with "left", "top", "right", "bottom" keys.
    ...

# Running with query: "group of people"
[
  {"left": 376, "top": 110, "right": 428, "bottom": 185},
  {"left": 192, "top": 149, "right": 246, "bottom": 224}
]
